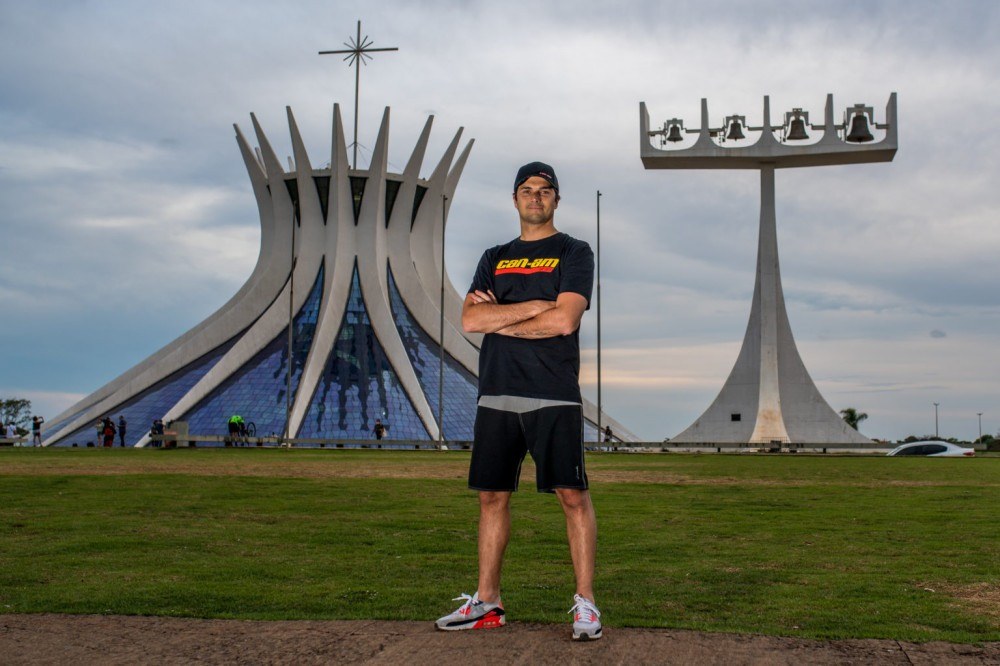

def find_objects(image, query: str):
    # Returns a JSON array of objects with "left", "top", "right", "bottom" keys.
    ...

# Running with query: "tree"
[
  {"left": 839, "top": 407, "right": 868, "bottom": 431},
  {"left": 1, "top": 398, "right": 33, "bottom": 435}
]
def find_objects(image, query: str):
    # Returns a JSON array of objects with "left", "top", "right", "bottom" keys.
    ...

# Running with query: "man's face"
[{"left": 514, "top": 175, "right": 559, "bottom": 226}]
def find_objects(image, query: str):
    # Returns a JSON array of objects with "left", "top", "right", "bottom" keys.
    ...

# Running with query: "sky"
[{"left": 1, "top": 0, "right": 998, "bottom": 442}]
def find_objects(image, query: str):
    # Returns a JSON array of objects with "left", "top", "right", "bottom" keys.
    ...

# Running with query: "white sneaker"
[
  {"left": 569, "top": 594, "right": 602, "bottom": 640},
  {"left": 435, "top": 592, "right": 506, "bottom": 631}
]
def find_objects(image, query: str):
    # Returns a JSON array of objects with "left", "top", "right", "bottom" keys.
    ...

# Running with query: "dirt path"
[{"left": 2, "top": 615, "right": 997, "bottom": 665}]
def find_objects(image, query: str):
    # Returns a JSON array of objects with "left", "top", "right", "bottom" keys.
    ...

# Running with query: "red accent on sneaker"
[{"left": 472, "top": 610, "right": 505, "bottom": 629}]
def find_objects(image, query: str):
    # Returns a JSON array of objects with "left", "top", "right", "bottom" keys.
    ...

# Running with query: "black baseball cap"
[{"left": 513, "top": 161, "right": 559, "bottom": 193}]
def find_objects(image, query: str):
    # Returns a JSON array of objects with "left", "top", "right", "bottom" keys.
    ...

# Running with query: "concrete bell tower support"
[{"left": 673, "top": 164, "right": 868, "bottom": 444}]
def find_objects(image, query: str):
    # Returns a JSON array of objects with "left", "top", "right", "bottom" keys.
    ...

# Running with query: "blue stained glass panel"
[
  {"left": 182, "top": 265, "right": 325, "bottom": 439},
  {"left": 386, "top": 268, "right": 478, "bottom": 440},
  {"left": 50, "top": 338, "right": 237, "bottom": 447},
  {"left": 43, "top": 403, "right": 97, "bottom": 442},
  {"left": 299, "top": 265, "right": 429, "bottom": 440}
]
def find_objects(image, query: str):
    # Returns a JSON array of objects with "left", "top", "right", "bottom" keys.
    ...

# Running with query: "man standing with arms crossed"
[{"left": 435, "top": 162, "right": 602, "bottom": 640}]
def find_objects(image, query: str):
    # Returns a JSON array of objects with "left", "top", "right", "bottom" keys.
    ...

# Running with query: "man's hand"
[
  {"left": 462, "top": 290, "right": 556, "bottom": 334},
  {"left": 468, "top": 289, "right": 498, "bottom": 305}
]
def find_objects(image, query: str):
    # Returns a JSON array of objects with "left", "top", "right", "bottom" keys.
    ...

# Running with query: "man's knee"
[
  {"left": 479, "top": 491, "right": 511, "bottom": 512},
  {"left": 555, "top": 488, "right": 592, "bottom": 513}
]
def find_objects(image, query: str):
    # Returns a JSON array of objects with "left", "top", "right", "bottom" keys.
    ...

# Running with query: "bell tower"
[{"left": 640, "top": 93, "right": 897, "bottom": 445}]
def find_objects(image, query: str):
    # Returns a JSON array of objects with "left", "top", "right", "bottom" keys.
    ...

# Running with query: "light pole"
[
  {"left": 285, "top": 205, "right": 297, "bottom": 445},
  {"left": 933, "top": 402, "right": 939, "bottom": 439},
  {"left": 438, "top": 194, "right": 447, "bottom": 443},
  {"left": 977, "top": 412, "right": 983, "bottom": 444},
  {"left": 596, "top": 190, "right": 602, "bottom": 443}
]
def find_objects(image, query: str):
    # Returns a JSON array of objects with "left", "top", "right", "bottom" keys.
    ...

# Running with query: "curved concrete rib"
[
  {"left": 43, "top": 122, "right": 289, "bottom": 445},
  {"left": 411, "top": 128, "right": 460, "bottom": 302},
  {"left": 440, "top": 137, "right": 483, "bottom": 350},
  {"left": 582, "top": 402, "right": 639, "bottom": 442},
  {"left": 355, "top": 108, "right": 440, "bottom": 438},
  {"left": 407, "top": 130, "right": 485, "bottom": 365},
  {"left": 385, "top": 122, "right": 480, "bottom": 375},
  {"left": 288, "top": 104, "right": 357, "bottom": 437}
]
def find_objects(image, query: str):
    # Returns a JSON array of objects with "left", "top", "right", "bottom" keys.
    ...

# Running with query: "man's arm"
[
  {"left": 462, "top": 290, "right": 556, "bottom": 334},
  {"left": 495, "top": 291, "right": 588, "bottom": 339}
]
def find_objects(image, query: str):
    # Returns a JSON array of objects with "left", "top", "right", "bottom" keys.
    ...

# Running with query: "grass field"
[{"left": 1, "top": 448, "right": 998, "bottom": 643}]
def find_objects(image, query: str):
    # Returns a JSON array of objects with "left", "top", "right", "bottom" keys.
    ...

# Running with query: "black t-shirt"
[{"left": 469, "top": 232, "right": 594, "bottom": 402}]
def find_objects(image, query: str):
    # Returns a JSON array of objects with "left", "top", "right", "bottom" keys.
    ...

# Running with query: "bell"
[
  {"left": 786, "top": 117, "right": 809, "bottom": 141},
  {"left": 726, "top": 119, "right": 745, "bottom": 141},
  {"left": 666, "top": 124, "right": 683, "bottom": 142},
  {"left": 846, "top": 113, "right": 874, "bottom": 142}
]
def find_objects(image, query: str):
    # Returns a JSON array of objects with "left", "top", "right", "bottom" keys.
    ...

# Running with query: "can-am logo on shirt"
[{"left": 494, "top": 258, "right": 560, "bottom": 275}]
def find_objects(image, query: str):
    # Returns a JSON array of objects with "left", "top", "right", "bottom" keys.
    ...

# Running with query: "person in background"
[
  {"left": 118, "top": 415, "right": 127, "bottom": 447},
  {"left": 102, "top": 417, "right": 116, "bottom": 448},
  {"left": 150, "top": 418, "right": 165, "bottom": 447},
  {"left": 227, "top": 414, "right": 245, "bottom": 445},
  {"left": 32, "top": 416, "right": 44, "bottom": 446},
  {"left": 373, "top": 419, "right": 387, "bottom": 441}
]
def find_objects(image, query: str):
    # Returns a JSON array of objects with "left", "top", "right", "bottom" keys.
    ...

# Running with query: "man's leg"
[
  {"left": 477, "top": 490, "right": 511, "bottom": 603},
  {"left": 554, "top": 488, "right": 596, "bottom": 601},
  {"left": 435, "top": 485, "right": 510, "bottom": 630}
]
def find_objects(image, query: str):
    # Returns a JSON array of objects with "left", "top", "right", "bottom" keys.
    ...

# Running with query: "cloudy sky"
[{"left": 2, "top": 0, "right": 998, "bottom": 442}]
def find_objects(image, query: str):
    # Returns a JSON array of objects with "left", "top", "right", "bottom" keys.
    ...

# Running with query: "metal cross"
[{"left": 319, "top": 20, "right": 398, "bottom": 169}]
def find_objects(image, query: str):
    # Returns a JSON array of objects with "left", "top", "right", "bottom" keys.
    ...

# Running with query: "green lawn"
[{"left": 1, "top": 448, "right": 997, "bottom": 643}]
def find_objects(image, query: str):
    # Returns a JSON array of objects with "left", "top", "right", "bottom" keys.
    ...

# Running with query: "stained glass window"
[
  {"left": 386, "top": 267, "right": 478, "bottom": 440},
  {"left": 299, "top": 264, "right": 429, "bottom": 440},
  {"left": 350, "top": 176, "right": 366, "bottom": 224},
  {"left": 50, "top": 337, "right": 237, "bottom": 447},
  {"left": 411, "top": 185, "right": 427, "bottom": 228},
  {"left": 182, "top": 264, "right": 325, "bottom": 439},
  {"left": 384, "top": 178, "right": 401, "bottom": 227},
  {"left": 313, "top": 175, "right": 330, "bottom": 223},
  {"left": 44, "top": 403, "right": 98, "bottom": 443}
]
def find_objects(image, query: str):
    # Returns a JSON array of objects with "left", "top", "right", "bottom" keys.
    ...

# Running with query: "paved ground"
[{"left": 2, "top": 615, "right": 998, "bottom": 665}]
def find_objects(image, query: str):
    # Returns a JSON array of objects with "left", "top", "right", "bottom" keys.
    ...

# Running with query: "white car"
[{"left": 886, "top": 441, "right": 975, "bottom": 457}]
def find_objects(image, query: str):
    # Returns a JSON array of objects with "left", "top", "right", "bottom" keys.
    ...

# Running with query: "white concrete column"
[{"left": 749, "top": 164, "right": 791, "bottom": 444}]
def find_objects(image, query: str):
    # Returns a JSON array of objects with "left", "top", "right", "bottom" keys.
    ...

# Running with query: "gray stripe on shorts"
[{"left": 477, "top": 395, "right": 581, "bottom": 414}]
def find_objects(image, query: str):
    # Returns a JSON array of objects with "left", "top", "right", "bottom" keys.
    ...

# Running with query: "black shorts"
[{"left": 469, "top": 404, "right": 588, "bottom": 493}]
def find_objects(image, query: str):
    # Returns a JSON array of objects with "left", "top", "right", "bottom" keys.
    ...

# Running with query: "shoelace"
[
  {"left": 452, "top": 593, "right": 479, "bottom": 615},
  {"left": 568, "top": 597, "right": 601, "bottom": 622}
]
